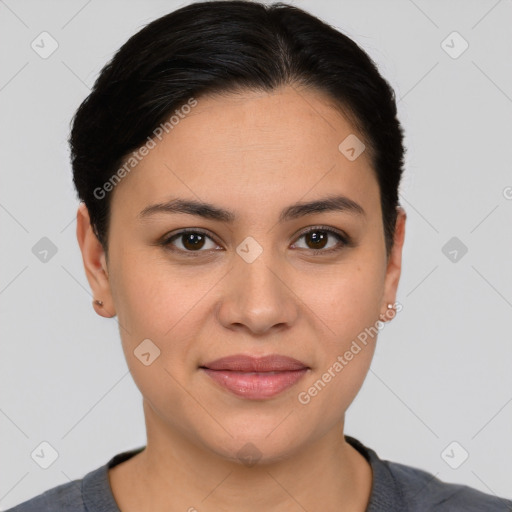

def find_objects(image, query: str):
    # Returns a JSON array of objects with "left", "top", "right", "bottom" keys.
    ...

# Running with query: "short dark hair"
[{"left": 69, "top": 0, "right": 405, "bottom": 259}]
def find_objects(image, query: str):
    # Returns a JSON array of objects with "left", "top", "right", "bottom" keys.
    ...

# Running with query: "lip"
[
  {"left": 202, "top": 354, "right": 308, "bottom": 372},
  {"left": 200, "top": 354, "right": 309, "bottom": 400}
]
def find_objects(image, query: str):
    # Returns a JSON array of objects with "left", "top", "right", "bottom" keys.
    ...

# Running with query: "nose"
[{"left": 216, "top": 250, "right": 300, "bottom": 336}]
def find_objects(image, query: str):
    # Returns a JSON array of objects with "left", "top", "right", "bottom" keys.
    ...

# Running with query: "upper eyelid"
[
  {"left": 294, "top": 225, "right": 347, "bottom": 240},
  {"left": 163, "top": 226, "right": 347, "bottom": 250}
]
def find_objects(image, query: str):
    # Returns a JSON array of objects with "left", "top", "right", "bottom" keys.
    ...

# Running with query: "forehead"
[{"left": 110, "top": 85, "right": 379, "bottom": 222}]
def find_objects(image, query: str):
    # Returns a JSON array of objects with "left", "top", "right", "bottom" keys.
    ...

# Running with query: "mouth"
[{"left": 200, "top": 354, "right": 309, "bottom": 400}]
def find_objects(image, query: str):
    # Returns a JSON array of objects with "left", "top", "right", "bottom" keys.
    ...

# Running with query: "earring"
[
  {"left": 93, "top": 299, "right": 104, "bottom": 307},
  {"left": 379, "top": 303, "right": 395, "bottom": 321}
]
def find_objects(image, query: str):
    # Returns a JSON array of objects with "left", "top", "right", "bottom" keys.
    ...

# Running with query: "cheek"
[
  {"left": 295, "top": 297, "right": 378, "bottom": 427},
  {"left": 109, "top": 251, "right": 221, "bottom": 378},
  {"left": 296, "top": 347, "right": 374, "bottom": 432},
  {"left": 293, "top": 253, "right": 385, "bottom": 415},
  {"left": 111, "top": 249, "right": 203, "bottom": 334},
  {"left": 301, "top": 253, "right": 385, "bottom": 345},
  {"left": 108, "top": 255, "right": 203, "bottom": 421}
]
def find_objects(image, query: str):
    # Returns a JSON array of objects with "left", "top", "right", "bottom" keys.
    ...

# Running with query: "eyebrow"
[{"left": 137, "top": 194, "right": 366, "bottom": 223}]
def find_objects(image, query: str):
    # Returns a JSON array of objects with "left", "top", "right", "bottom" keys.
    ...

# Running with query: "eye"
[
  {"left": 161, "top": 229, "right": 221, "bottom": 253},
  {"left": 291, "top": 226, "right": 349, "bottom": 254},
  {"left": 160, "top": 226, "right": 350, "bottom": 255}
]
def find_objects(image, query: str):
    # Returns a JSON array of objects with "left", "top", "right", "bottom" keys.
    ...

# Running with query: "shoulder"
[
  {"left": 4, "top": 479, "right": 84, "bottom": 512},
  {"left": 384, "top": 457, "right": 512, "bottom": 511},
  {"left": 345, "top": 435, "right": 512, "bottom": 512},
  {"left": 5, "top": 447, "right": 144, "bottom": 512}
]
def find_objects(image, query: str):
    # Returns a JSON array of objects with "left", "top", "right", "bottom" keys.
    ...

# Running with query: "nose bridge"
[
  {"left": 218, "top": 238, "right": 298, "bottom": 333},
  {"left": 238, "top": 235, "right": 283, "bottom": 297},
  {"left": 238, "top": 248, "right": 282, "bottom": 300}
]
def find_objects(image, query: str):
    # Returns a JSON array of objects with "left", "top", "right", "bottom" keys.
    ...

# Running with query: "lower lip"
[{"left": 201, "top": 368, "right": 308, "bottom": 399}]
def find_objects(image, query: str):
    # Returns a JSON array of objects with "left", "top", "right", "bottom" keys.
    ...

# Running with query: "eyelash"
[{"left": 160, "top": 226, "right": 351, "bottom": 256}]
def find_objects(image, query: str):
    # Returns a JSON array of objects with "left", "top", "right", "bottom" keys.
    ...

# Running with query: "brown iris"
[
  {"left": 181, "top": 233, "right": 207, "bottom": 251},
  {"left": 304, "top": 230, "right": 328, "bottom": 250}
]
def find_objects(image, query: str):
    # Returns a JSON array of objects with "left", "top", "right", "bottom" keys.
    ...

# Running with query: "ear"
[
  {"left": 380, "top": 206, "right": 406, "bottom": 319},
  {"left": 76, "top": 202, "right": 116, "bottom": 318}
]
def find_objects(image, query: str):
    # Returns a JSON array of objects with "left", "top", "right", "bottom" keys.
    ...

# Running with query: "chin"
[
  {"left": 209, "top": 437, "right": 300, "bottom": 467},
  {"left": 195, "top": 418, "right": 310, "bottom": 467}
]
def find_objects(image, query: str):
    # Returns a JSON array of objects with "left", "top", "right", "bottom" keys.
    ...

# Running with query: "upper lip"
[{"left": 201, "top": 354, "right": 309, "bottom": 372}]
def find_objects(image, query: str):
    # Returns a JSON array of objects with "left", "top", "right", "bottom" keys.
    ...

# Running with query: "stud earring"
[
  {"left": 379, "top": 303, "right": 395, "bottom": 321},
  {"left": 93, "top": 299, "right": 104, "bottom": 307}
]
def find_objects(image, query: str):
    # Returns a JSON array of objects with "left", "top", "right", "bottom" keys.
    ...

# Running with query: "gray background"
[{"left": 1, "top": 0, "right": 511, "bottom": 508}]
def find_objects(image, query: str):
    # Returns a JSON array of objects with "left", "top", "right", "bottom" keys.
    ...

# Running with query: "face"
[{"left": 77, "top": 85, "right": 405, "bottom": 464}]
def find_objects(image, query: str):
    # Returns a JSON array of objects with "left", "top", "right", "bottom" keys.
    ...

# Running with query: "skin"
[{"left": 77, "top": 84, "right": 406, "bottom": 512}]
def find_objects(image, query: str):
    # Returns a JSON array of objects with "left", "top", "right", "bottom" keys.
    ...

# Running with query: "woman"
[{"left": 8, "top": 1, "right": 511, "bottom": 510}]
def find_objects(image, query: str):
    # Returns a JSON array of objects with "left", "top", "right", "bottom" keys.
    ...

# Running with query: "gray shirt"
[{"left": 6, "top": 435, "right": 512, "bottom": 511}]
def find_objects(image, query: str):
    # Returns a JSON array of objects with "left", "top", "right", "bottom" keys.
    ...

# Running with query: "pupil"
[{"left": 183, "top": 233, "right": 205, "bottom": 250}]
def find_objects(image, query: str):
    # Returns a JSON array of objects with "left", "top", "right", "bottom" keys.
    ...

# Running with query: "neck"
[{"left": 109, "top": 401, "right": 373, "bottom": 512}]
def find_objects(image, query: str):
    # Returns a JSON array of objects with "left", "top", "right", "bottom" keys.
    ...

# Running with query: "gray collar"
[{"left": 82, "top": 436, "right": 407, "bottom": 511}]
